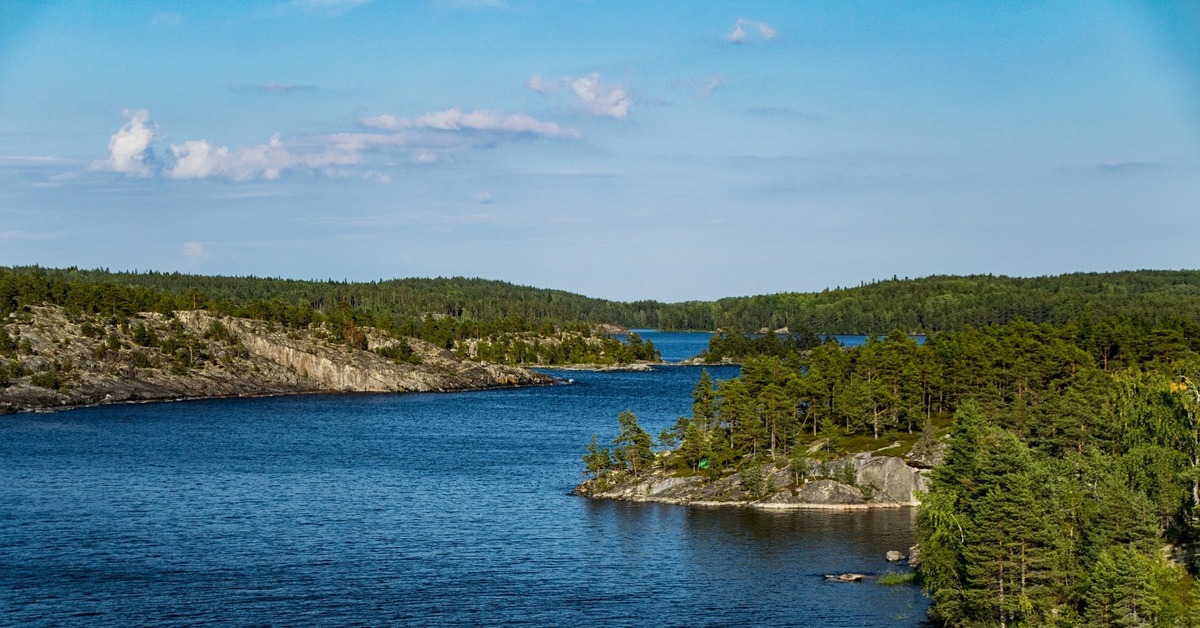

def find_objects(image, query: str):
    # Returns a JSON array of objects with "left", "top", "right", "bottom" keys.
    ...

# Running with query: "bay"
[{"left": 0, "top": 333, "right": 929, "bottom": 626}]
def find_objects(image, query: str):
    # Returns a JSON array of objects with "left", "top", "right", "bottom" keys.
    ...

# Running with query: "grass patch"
[{"left": 877, "top": 571, "right": 917, "bottom": 586}]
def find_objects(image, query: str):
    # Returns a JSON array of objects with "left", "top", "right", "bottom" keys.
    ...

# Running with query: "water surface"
[{"left": 1, "top": 341, "right": 928, "bottom": 626}]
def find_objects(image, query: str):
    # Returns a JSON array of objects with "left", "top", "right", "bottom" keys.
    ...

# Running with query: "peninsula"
[{"left": 0, "top": 305, "right": 554, "bottom": 414}]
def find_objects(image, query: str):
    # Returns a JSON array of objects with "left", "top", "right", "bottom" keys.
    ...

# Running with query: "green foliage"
[
  {"left": 582, "top": 434, "right": 614, "bottom": 479},
  {"left": 203, "top": 320, "right": 239, "bottom": 346},
  {"left": 131, "top": 322, "right": 158, "bottom": 347},
  {"left": 739, "top": 462, "right": 775, "bottom": 498},
  {"left": 374, "top": 342, "right": 420, "bottom": 365},
  {"left": 10, "top": 266, "right": 1200, "bottom": 338},
  {"left": 703, "top": 328, "right": 821, "bottom": 361},
  {"left": 0, "top": 327, "right": 15, "bottom": 356},
  {"left": 469, "top": 330, "right": 660, "bottom": 366},
  {"left": 611, "top": 410, "right": 655, "bottom": 474},
  {"left": 29, "top": 370, "right": 64, "bottom": 390},
  {"left": 877, "top": 572, "right": 918, "bottom": 586}
]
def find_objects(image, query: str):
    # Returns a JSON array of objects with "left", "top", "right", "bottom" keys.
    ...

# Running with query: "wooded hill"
[
  {"left": 5, "top": 266, "right": 1200, "bottom": 334},
  {"left": 0, "top": 266, "right": 658, "bottom": 367}
]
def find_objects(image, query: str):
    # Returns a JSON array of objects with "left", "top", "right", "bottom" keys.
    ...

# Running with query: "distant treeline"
[{"left": 6, "top": 266, "right": 1200, "bottom": 334}]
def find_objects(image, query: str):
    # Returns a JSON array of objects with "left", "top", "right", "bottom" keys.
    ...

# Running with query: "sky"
[{"left": 1, "top": 1, "right": 1198, "bottom": 302}]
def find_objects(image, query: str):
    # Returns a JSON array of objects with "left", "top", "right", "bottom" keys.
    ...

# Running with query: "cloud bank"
[
  {"left": 91, "top": 107, "right": 579, "bottom": 181},
  {"left": 359, "top": 107, "right": 580, "bottom": 138}
]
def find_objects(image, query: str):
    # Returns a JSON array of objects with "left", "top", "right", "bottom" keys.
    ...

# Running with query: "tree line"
[{"left": 10, "top": 266, "right": 1200, "bottom": 334}]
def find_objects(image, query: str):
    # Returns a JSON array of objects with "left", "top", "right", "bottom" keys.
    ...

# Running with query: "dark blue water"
[
  {"left": 630, "top": 329, "right": 715, "bottom": 362},
  {"left": 0, "top": 338, "right": 929, "bottom": 626}
]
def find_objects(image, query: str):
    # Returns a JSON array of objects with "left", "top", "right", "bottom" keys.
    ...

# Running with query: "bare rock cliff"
[{"left": 0, "top": 306, "right": 554, "bottom": 414}]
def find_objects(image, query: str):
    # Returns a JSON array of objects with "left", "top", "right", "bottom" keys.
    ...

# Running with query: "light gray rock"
[
  {"left": 886, "top": 550, "right": 905, "bottom": 562},
  {"left": 824, "top": 573, "right": 865, "bottom": 582},
  {"left": 849, "top": 453, "right": 928, "bottom": 505},
  {"left": 646, "top": 475, "right": 705, "bottom": 497},
  {"left": 795, "top": 479, "right": 866, "bottom": 505},
  {"left": 907, "top": 545, "right": 922, "bottom": 569}
]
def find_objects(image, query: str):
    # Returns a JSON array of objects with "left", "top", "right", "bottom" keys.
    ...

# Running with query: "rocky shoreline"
[
  {"left": 1, "top": 306, "right": 556, "bottom": 414},
  {"left": 574, "top": 450, "right": 938, "bottom": 510}
]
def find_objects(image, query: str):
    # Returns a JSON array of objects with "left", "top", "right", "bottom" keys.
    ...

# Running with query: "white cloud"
[
  {"left": 91, "top": 106, "right": 572, "bottom": 182},
  {"left": 526, "top": 74, "right": 560, "bottom": 94},
  {"left": 569, "top": 73, "right": 630, "bottom": 119},
  {"left": 726, "top": 18, "right": 777, "bottom": 43},
  {"left": 182, "top": 242, "right": 209, "bottom": 260},
  {"left": 475, "top": 190, "right": 494, "bottom": 203},
  {"left": 695, "top": 75, "right": 726, "bottom": 98},
  {"left": 91, "top": 109, "right": 156, "bottom": 176},
  {"left": 168, "top": 133, "right": 361, "bottom": 181},
  {"left": 360, "top": 107, "right": 581, "bottom": 139}
]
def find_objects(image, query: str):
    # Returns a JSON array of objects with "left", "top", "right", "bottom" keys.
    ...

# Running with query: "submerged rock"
[{"left": 824, "top": 573, "right": 866, "bottom": 583}]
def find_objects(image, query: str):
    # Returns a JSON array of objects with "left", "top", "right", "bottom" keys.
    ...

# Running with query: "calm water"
[{"left": 1, "top": 334, "right": 929, "bottom": 626}]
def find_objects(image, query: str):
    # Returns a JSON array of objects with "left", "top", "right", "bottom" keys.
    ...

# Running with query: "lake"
[{"left": 0, "top": 332, "right": 929, "bottom": 626}]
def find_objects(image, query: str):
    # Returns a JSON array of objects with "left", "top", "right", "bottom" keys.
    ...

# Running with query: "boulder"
[
  {"left": 850, "top": 453, "right": 928, "bottom": 505},
  {"left": 886, "top": 550, "right": 905, "bottom": 562},
  {"left": 907, "top": 545, "right": 922, "bottom": 569}
]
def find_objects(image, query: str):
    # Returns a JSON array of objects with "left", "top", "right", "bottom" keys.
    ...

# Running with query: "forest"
[
  {"left": 585, "top": 315, "right": 1200, "bottom": 625},
  {"left": 8, "top": 266, "right": 1200, "bottom": 334},
  {"left": 0, "top": 267, "right": 657, "bottom": 367}
]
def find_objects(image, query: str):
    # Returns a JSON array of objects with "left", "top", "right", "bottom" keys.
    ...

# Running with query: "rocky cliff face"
[
  {"left": 0, "top": 306, "right": 554, "bottom": 414},
  {"left": 576, "top": 453, "right": 928, "bottom": 509}
]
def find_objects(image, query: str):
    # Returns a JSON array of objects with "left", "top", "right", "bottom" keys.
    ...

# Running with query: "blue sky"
[{"left": 1, "top": 1, "right": 1198, "bottom": 301}]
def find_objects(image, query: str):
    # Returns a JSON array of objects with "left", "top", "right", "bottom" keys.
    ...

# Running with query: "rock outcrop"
[
  {"left": 0, "top": 306, "right": 555, "bottom": 414},
  {"left": 575, "top": 453, "right": 928, "bottom": 509}
]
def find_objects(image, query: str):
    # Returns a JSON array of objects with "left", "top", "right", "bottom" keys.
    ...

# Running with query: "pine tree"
[
  {"left": 612, "top": 410, "right": 654, "bottom": 474},
  {"left": 692, "top": 369, "right": 716, "bottom": 428},
  {"left": 582, "top": 434, "right": 613, "bottom": 479}
]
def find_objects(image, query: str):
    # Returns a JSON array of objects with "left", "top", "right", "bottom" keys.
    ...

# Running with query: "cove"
[{"left": 0, "top": 333, "right": 929, "bottom": 626}]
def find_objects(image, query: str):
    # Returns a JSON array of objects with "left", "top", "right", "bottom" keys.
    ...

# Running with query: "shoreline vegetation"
[{"left": 579, "top": 315, "right": 1200, "bottom": 624}]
